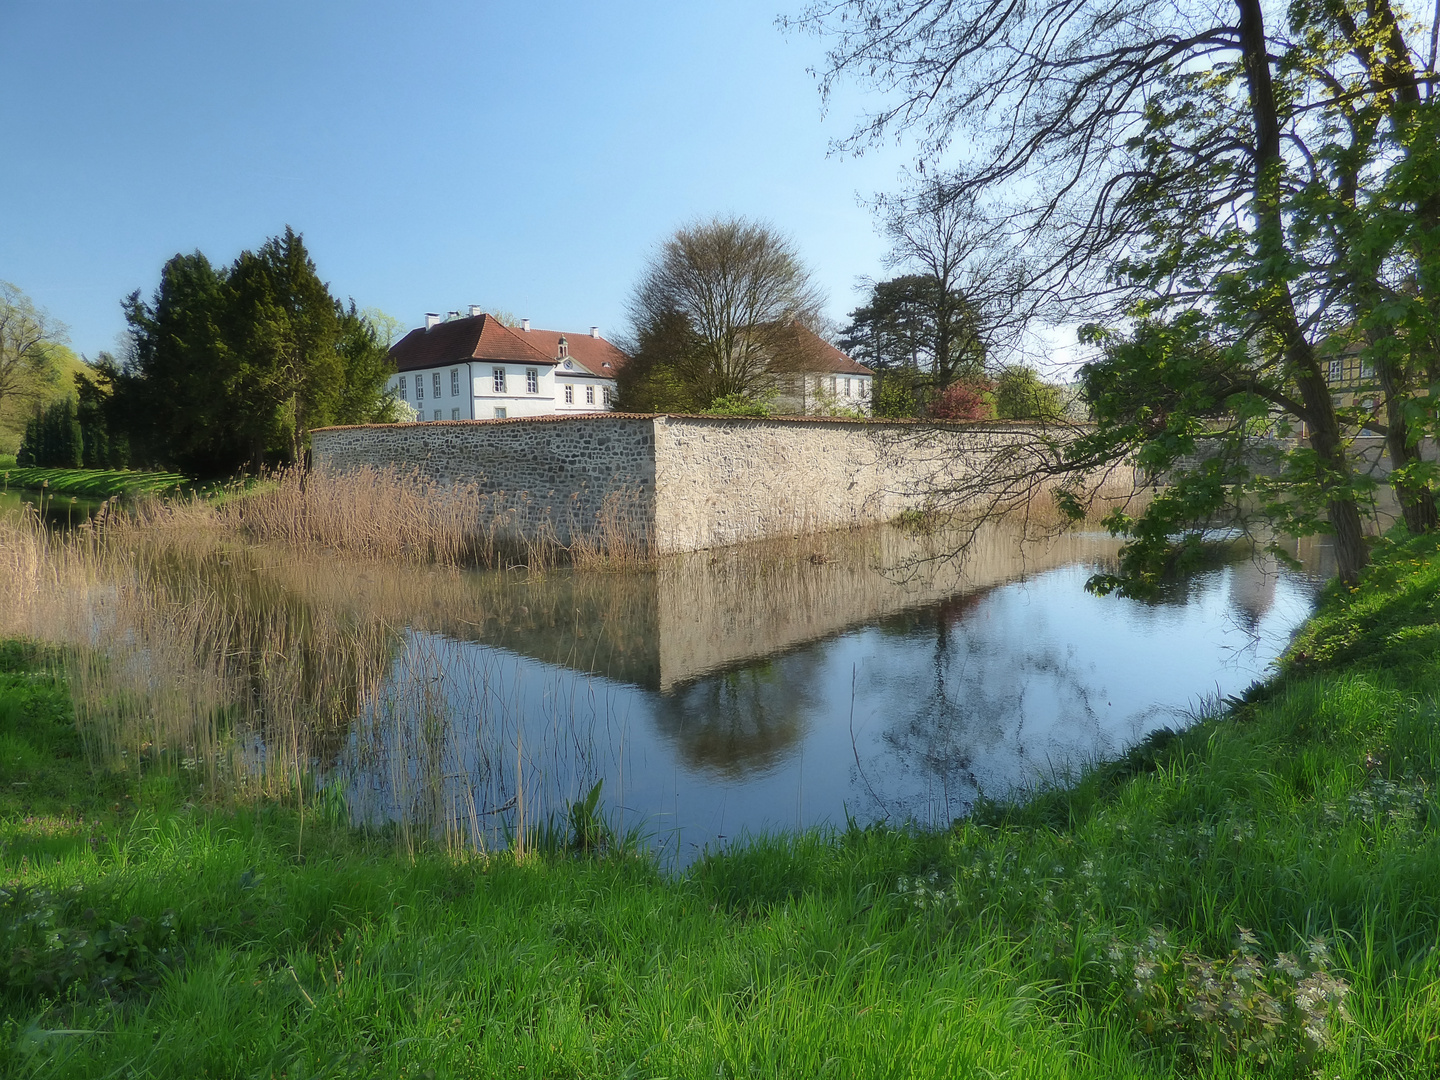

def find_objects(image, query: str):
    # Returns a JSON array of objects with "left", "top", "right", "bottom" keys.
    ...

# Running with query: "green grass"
[
  {"left": 0, "top": 467, "right": 189, "bottom": 498},
  {"left": 5, "top": 535, "right": 1440, "bottom": 1076}
]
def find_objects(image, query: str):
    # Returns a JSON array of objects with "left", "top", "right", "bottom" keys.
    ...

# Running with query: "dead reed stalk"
[{"left": 566, "top": 488, "right": 655, "bottom": 571}]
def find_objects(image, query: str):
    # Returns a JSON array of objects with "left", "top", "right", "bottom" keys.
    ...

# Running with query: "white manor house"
[
  {"left": 385, "top": 309, "right": 624, "bottom": 421},
  {"left": 383, "top": 308, "right": 875, "bottom": 420}
]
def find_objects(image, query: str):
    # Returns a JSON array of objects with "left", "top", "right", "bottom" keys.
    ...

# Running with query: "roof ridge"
[{"left": 482, "top": 316, "right": 555, "bottom": 364}]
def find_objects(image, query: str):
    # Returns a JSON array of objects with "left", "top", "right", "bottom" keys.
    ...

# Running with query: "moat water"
[
  {"left": 328, "top": 523, "right": 1329, "bottom": 862},
  {"left": 5, "top": 490, "right": 1329, "bottom": 862},
  {"left": 0, "top": 487, "right": 110, "bottom": 527}
]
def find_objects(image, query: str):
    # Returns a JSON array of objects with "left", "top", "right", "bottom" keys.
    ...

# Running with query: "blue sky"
[{"left": 2, "top": 1, "right": 919, "bottom": 359}]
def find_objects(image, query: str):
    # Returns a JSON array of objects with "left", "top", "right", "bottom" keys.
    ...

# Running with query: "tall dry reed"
[
  {"left": 567, "top": 488, "right": 655, "bottom": 571},
  {"left": 1, "top": 503, "right": 399, "bottom": 804},
  {"left": 0, "top": 489, "right": 610, "bottom": 850},
  {"left": 225, "top": 465, "right": 653, "bottom": 571},
  {"left": 221, "top": 465, "right": 507, "bottom": 565}
]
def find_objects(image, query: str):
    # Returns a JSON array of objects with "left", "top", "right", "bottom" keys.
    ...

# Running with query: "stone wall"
[
  {"left": 310, "top": 415, "right": 658, "bottom": 544},
  {"left": 650, "top": 415, "right": 1050, "bottom": 552},
  {"left": 310, "top": 414, "right": 1091, "bottom": 554}
]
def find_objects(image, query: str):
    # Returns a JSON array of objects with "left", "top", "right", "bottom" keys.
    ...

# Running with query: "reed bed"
[
  {"left": 0, "top": 490, "right": 624, "bottom": 851},
  {"left": 566, "top": 487, "right": 655, "bottom": 570},
  {"left": 221, "top": 465, "right": 518, "bottom": 566},
  {"left": 222, "top": 465, "right": 656, "bottom": 571},
  {"left": 0, "top": 506, "right": 398, "bottom": 804}
]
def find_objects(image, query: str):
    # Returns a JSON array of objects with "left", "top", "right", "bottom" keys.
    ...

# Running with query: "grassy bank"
[
  {"left": 4, "top": 536, "right": 1440, "bottom": 1077},
  {"left": 0, "top": 467, "right": 189, "bottom": 499}
]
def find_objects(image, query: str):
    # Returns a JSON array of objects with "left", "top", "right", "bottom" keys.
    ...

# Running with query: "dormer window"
[{"left": 558, "top": 336, "right": 569, "bottom": 358}]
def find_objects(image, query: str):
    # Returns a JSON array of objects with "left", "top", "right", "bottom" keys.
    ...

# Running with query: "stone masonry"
[{"left": 309, "top": 414, "right": 1081, "bottom": 554}]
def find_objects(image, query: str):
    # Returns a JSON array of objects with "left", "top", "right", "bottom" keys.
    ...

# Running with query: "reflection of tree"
[
  {"left": 650, "top": 653, "right": 823, "bottom": 777},
  {"left": 1225, "top": 557, "right": 1278, "bottom": 633},
  {"left": 871, "top": 588, "right": 988, "bottom": 638},
  {"left": 861, "top": 596, "right": 1118, "bottom": 823}
]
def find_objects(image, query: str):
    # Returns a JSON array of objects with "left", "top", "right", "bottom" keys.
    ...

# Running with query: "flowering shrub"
[
  {"left": 1109, "top": 928, "right": 1350, "bottom": 1067},
  {"left": 928, "top": 380, "right": 995, "bottom": 421}
]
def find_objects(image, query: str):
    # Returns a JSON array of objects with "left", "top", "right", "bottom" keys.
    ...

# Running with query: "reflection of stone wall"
[
  {"left": 652, "top": 525, "right": 1123, "bottom": 690},
  {"left": 336, "top": 523, "right": 1122, "bottom": 692},
  {"left": 312, "top": 415, "right": 1113, "bottom": 555}
]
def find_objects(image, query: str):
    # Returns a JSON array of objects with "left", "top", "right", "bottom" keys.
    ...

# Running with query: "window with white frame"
[
  {"left": 1328, "top": 358, "right": 1344, "bottom": 382},
  {"left": 494, "top": 407, "right": 507, "bottom": 419},
  {"left": 564, "top": 384, "right": 574, "bottom": 403},
  {"left": 830, "top": 377, "right": 837, "bottom": 394},
  {"left": 416, "top": 376, "right": 424, "bottom": 400},
  {"left": 432, "top": 409, "right": 441, "bottom": 421},
  {"left": 493, "top": 367, "right": 506, "bottom": 393},
  {"left": 526, "top": 368, "right": 538, "bottom": 394},
  {"left": 586, "top": 385, "right": 595, "bottom": 404},
  {"left": 1361, "top": 360, "right": 1375, "bottom": 380},
  {"left": 844, "top": 378, "right": 852, "bottom": 397},
  {"left": 433, "top": 372, "right": 442, "bottom": 397},
  {"left": 451, "top": 408, "right": 460, "bottom": 420},
  {"left": 398, "top": 375, "right": 407, "bottom": 396},
  {"left": 603, "top": 386, "right": 612, "bottom": 406},
  {"left": 450, "top": 369, "right": 460, "bottom": 396}
]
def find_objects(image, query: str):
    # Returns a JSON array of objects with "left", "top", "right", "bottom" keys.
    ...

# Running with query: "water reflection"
[
  {"left": 332, "top": 524, "right": 1327, "bottom": 862},
  {"left": 0, "top": 488, "right": 108, "bottom": 528},
  {"left": 651, "top": 658, "right": 821, "bottom": 777}
]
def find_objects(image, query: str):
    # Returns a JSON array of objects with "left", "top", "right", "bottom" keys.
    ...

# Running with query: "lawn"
[
  {"left": 0, "top": 467, "right": 190, "bottom": 499},
  {"left": 3, "top": 533, "right": 1440, "bottom": 1077}
]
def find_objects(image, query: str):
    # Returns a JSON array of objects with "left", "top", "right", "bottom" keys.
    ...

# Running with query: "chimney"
[
  {"left": 424, "top": 312, "right": 441, "bottom": 331},
  {"left": 589, "top": 326, "right": 599, "bottom": 338},
  {"left": 468, "top": 305, "right": 482, "bottom": 317},
  {"left": 521, "top": 318, "right": 531, "bottom": 332},
  {"left": 447, "top": 310, "right": 460, "bottom": 321}
]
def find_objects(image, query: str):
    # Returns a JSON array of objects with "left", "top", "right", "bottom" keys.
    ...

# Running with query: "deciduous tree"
[
  {"left": 994, "top": 366, "right": 1065, "bottom": 421},
  {"left": 626, "top": 217, "right": 825, "bottom": 407},
  {"left": 0, "top": 282, "right": 68, "bottom": 451},
  {"left": 797, "top": 0, "right": 1440, "bottom": 587}
]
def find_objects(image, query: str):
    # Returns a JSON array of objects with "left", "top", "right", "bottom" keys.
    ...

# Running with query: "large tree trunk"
[
  {"left": 1376, "top": 344, "right": 1438, "bottom": 532},
  {"left": 1237, "top": 0, "right": 1369, "bottom": 584},
  {"left": 1330, "top": 0, "right": 1439, "bottom": 534}
]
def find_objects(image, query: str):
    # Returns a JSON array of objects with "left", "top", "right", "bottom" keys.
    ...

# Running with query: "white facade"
[
  {"left": 386, "top": 359, "right": 616, "bottom": 421},
  {"left": 774, "top": 372, "right": 874, "bottom": 416}
]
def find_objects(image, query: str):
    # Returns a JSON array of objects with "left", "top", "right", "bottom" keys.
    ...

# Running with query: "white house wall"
[
  {"left": 774, "top": 374, "right": 874, "bottom": 416},
  {"left": 386, "top": 362, "right": 616, "bottom": 420}
]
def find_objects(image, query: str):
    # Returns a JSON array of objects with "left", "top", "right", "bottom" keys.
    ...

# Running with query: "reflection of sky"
[{"left": 341, "top": 556, "right": 1320, "bottom": 865}]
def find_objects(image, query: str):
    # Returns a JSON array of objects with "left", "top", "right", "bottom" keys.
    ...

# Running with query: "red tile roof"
[
  {"left": 775, "top": 323, "right": 874, "bottom": 376},
  {"left": 510, "top": 327, "right": 629, "bottom": 379},
  {"left": 387, "top": 314, "right": 553, "bottom": 372}
]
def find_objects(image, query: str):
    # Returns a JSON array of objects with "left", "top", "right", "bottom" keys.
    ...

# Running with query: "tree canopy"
[
  {"left": 620, "top": 217, "right": 825, "bottom": 410},
  {"left": 0, "top": 282, "right": 76, "bottom": 455},
  {"left": 116, "top": 229, "right": 401, "bottom": 476},
  {"left": 838, "top": 273, "right": 985, "bottom": 397},
  {"left": 800, "top": 0, "right": 1440, "bottom": 587}
]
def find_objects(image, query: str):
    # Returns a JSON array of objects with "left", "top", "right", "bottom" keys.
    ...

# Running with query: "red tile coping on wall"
[{"left": 311, "top": 413, "right": 1051, "bottom": 433}]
